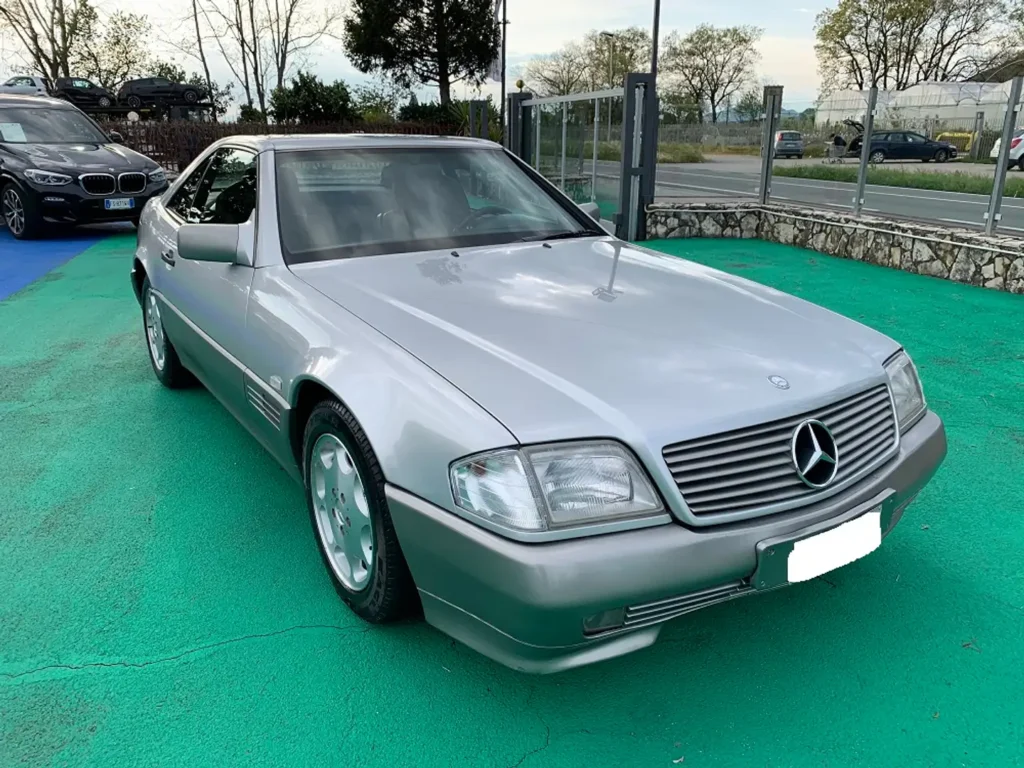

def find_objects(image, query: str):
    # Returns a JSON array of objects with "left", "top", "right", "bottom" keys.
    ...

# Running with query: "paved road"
[{"left": 594, "top": 159, "right": 1024, "bottom": 233}]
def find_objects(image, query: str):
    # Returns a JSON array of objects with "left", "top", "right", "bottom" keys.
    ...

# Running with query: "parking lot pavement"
[
  {"left": 0, "top": 228, "right": 111, "bottom": 300},
  {"left": 2, "top": 234, "right": 1023, "bottom": 766}
]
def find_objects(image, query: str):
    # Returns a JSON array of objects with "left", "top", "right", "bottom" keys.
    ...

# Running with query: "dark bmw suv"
[{"left": 0, "top": 94, "right": 169, "bottom": 239}]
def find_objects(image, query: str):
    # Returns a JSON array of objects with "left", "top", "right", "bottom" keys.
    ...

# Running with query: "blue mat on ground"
[{"left": 0, "top": 225, "right": 130, "bottom": 300}]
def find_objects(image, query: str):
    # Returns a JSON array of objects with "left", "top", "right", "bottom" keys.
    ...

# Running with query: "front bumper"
[
  {"left": 28, "top": 180, "right": 167, "bottom": 224},
  {"left": 387, "top": 410, "right": 947, "bottom": 673}
]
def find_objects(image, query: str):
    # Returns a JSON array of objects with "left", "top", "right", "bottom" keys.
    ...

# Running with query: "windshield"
[
  {"left": 275, "top": 147, "right": 598, "bottom": 263},
  {"left": 0, "top": 107, "right": 109, "bottom": 144}
]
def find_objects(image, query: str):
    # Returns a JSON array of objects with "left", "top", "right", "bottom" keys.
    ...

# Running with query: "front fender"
[{"left": 245, "top": 266, "right": 517, "bottom": 514}]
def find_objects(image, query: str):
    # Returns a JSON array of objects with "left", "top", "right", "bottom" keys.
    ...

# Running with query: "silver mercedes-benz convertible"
[{"left": 132, "top": 134, "right": 946, "bottom": 673}]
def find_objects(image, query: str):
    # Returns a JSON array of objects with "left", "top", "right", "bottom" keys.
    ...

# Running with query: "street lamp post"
[{"left": 600, "top": 31, "right": 616, "bottom": 142}]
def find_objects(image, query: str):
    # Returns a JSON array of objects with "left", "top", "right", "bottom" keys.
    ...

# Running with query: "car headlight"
[
  {"left": 885, "top": 351, "right": 926, "bottom": 430},
  {"left": 24, "top": 168, "right": 71, "bottom": 186},
  {"left": 450, "top": 440, "right": 663, "bottom": 534},
  {"left": 148, "top": 168, "right": 166, "bottom": 184}
]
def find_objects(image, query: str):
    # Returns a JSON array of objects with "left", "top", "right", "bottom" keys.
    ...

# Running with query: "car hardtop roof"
[
  {"left": 0, "top": 93, "right": 76, "bottom": 109},
  {"left": 240, "top": 134, "right": 499, "bottom": 152}
]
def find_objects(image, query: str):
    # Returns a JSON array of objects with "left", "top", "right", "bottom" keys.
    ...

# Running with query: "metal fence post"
[
  {"left": 852, "top": 86, "right": 878, "bottom": 217},
  {"left": 535, "top": 107, "right": 541, "bottom": 169},
  {"left": 970, "top": 110, "right": 985, "bottom": 161},
  {"left": 592, "top": 98, "right": 600, "bottom": 201},
  {"left": 985, "top": 76, "right": 1023, "bottom": 235},
  {"left": 757, "top": 86, "right": 783, "bottom": 204},
  {"left": 560, "top": 101, "right": 568, "bottom": 189}
]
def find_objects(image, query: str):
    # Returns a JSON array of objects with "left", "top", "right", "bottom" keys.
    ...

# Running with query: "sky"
[{"left": 0, "top": 0, "right": 826, "bottom": 111}]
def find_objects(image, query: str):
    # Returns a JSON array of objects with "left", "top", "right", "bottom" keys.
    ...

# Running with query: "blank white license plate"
[
  {"left": 104, "top": 198, "right": 134, "bottom": 211},
  {"left": 787, "top": 509, "right": 882, "bottom": 583}
]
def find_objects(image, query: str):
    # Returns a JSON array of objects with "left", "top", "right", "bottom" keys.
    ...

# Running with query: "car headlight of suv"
[
  {"left": 24, "top": 168, "right": 72, "bottom": 186},
  {"left": 885, "top": 351, "right": 926, "bottom": 430},
  {"left": 148, "top": 168, "right": 166, "bottom": 184},
  {"left": 450, "top": 440, "right": 663, "bottom": 535}
]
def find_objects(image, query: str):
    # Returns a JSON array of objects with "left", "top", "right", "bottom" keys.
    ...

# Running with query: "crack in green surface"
[
  {"left": 1, "top": 625, "right": 371, "bottom": 682},
  {"left": 2, "top": 234, "right": 1024, "bottom": 767}
]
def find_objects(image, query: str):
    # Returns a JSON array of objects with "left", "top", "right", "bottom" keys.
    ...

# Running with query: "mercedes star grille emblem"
[
  {"left": 791, "top": 419, "right": 839, "bottom": 488},
  {"left": 768, "top": 375, "right": 790, "bottom": 390}
]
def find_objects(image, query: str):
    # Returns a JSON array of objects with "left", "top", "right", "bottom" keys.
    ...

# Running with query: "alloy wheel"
[
  {"left": 144, "top": 290, "right": 167, "bottom": 370},
  {"left": 310, "top": 433, "right": 375, "bottom": 592},
  {"left": 3, "top": 189, "right": 24, "bottom": 236}
]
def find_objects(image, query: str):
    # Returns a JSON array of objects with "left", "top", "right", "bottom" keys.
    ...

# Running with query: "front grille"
[
  {"left": 118, "top": 172, "right": 147, "bottom": 194},
  {"left": 623, "top": 582, "right": 749, "bottom": 629},
  {"left": 663, "top": 384, "right": 897, "bottom": 518},
  {"left": 79, "top": 173, "right": 115, "bottom": 195}
]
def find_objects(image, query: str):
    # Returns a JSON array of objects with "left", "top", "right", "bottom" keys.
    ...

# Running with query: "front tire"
[
  {"left": 98, "top": 96, "right": 112, "bottom": 108},
  {"left": 2, "top": 183, "right": 41, "bottom": 239},
  {"left": 934, "top": 149, "right": 948, "bottom": 163},
  {"left": 183, "top": 89, "right": 199, "bottom": 104},
  {"left": 869, "top": 150, "right": 886, "bottom": 164},
  {"left": 126, "top": 95, "right": 142, "bottom": 109},
  {"left": 303, "top": 399, "right": 416, "bottom": 623},
  {"left": 141, "top": 277, "right": 192, "bottom": 388}
]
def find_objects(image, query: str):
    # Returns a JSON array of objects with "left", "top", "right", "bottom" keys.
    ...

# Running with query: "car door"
[
  {"left": 904, "top": 132, "right": 931, "bottom": 159},
  {"left": 150, "top": 78, "right": 174, "bottom": 102},
  {"left": 888, "top": 132, "right": 914, "bottom": 160},
  {"left": 71, "top": 79, "right": 98, "bottom": 105},
  {"left": 149, "top": 146, "right": 259, "bottom": 413},
  {"left": 2, "top": 77, "right": 38, "bottom": 95}
]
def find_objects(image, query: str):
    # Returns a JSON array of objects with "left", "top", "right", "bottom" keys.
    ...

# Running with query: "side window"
[
  {"left": 906, "top": 133, "right": 925, "bottom": 143},
  {"left": 154, "top": 78, "right": 171, "bottom": 86},
  {"left": 168, "top": 157, "right": 212, "bottom": 219},
  {"left": 73, "top": 79, "right": 91, "bottom": 89},
  {"left": 189, "top": 148, "right": 257, "bottom": 224}
]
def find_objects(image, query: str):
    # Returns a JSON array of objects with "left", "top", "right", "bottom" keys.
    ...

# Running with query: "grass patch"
[
  {"left": 773, "top": 164, "right": 1024, "bottom": 196},
  {"left": 585, "top": 140, "right": 705, "bottom": 163},
  {"left": 708, "top": 145, "right": 761, "bottom": 156}
]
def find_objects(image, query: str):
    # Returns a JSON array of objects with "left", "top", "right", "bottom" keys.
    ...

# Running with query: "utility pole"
[
  {"left": 651, "top": 0, "right": 661, "bottom": 83},
  {"left": 498, "top": 0, "right": 507, "bottom": 139},
  {"left": 601, "top": 31, "right": 616, "bottom": 141}
]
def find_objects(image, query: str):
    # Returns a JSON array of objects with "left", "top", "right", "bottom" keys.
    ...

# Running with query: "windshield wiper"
[{"left": 516, "top": 230, "right": 603, "bottom": 243}]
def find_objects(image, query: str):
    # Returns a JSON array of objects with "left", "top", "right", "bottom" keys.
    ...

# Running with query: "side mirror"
[
  {"left": 109, "top": 130, "right": 123, "bottom": 144},
  {"left": 177, "top": 223, "right": 240, "bottom": 264},
  {"left": 579, "top": 201, "right": 600, "bottom": 221}
]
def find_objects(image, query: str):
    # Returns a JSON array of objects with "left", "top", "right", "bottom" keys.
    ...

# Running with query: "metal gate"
[{"left": 508, "top": 74, "right": 659, "bottom": 240}]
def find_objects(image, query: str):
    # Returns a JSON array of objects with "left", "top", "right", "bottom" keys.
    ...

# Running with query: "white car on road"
[
  {"left": 990, "top": 129, "right": 1024, "bottom": 169},
  {"left": 0, "top": 76, "right": 51, "bottom": 96}
]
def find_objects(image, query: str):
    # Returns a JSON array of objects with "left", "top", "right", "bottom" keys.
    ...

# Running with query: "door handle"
[{"left": 161, "top": 250, "right": 175, "bottom": 266}]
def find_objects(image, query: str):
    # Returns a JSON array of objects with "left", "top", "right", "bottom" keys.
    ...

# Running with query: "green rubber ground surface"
[{"left": 2, "top": 234, "right": 1023, "bottom": 767}]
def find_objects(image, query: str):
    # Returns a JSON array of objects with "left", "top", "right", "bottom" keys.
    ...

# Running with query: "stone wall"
[{"left": 647, "top": 202, "right": 1024, "bottom": 294}]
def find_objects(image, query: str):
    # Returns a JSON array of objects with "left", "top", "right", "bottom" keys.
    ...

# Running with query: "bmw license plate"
[{"left": 104, "top": 198, "right": 134, "bottom": 211}]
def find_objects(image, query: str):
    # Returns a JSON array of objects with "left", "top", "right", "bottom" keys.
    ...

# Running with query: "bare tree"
[
  {"left": 520, "top": 43, "right": 591, "bottom": 96},
  {"left": 199, "top": 0, "right": 339, "bottom": 116},
  {"left": 71, "top": 11, "right": 150, "bottom": 89},
  {"left": 263, "top": 0, "right": 341, "bottom": 91},
  {"left": 815, "top": 0, "right": 999, "bottom": 92},
  {"left": 663, "top": 25, "right": 761, "bottom": 123},
  {"left": 0, "top": 0, "right": 96, "bottom": 78}
]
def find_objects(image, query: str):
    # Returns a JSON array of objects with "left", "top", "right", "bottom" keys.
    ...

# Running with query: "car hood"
[
  {"left": 292, "top": 238, "right": 899, "bottom": 447},
  {"left": 3, "top": 142, "right": 154, "bottom": 171}
]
